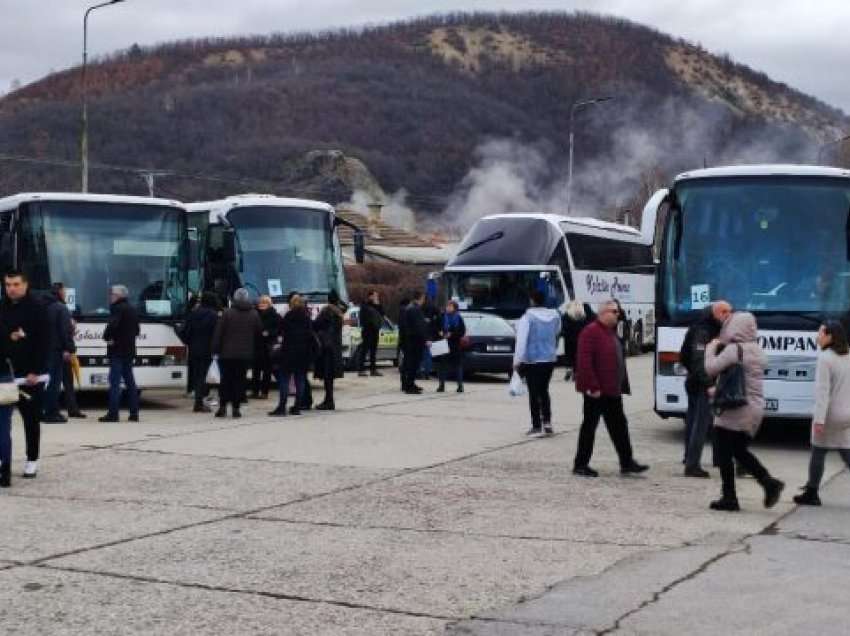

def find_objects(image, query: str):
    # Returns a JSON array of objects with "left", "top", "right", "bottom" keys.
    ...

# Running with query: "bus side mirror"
[{"left": 354, "top": 231, "right": 365, "bottom": 264}]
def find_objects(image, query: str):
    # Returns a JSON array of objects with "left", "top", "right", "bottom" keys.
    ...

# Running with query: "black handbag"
[{"left": 712, "top": 344, "right": 748, "bottom": 414}]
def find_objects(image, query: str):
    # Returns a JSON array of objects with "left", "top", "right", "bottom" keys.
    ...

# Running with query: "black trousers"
[
  {"left": 191, "top": 356, "right": 211, "bottom": 406},
  {"left": 62, "top": 360, "right": 80, "bottom": 414},
  {"left": 714, "top": 427, "right": 770, "bottom": 499},
  {"left": 18, "top": 385, "right": 43, "bottom": 462},
  {"left": 359, "top": 330, "right": 379, "bottom": 372},
  {"left": 252, "top": 349, "right": 273, "bottom": 396},
  {"left": 574, "top": 395, "right": 634, "bottom": 469},
  {"left": 318, "top": 351, "right": 336, "bottom": 405},
  {"left": 218, "top": 359, "right": 248, "bottom": 410},
  {"left": 524, "top": 363, "right": 554, "bottom": 429},
  {"left": 402, "top": 344, "right": 423, "bottom": 390}
]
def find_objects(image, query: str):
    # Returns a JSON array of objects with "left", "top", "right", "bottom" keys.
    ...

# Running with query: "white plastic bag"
[
  {"left": 206, "top": 359, "right": 221, "bottom": 385},
  {"left": 509, "top": 371, "right": 527, "bottom": 397},
  {"left": 430, "top": 339, "right": 450, "bottom": 357}
]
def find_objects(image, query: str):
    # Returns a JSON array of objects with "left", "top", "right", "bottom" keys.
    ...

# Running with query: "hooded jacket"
[
  {"left": 680, "top": 306, "right": 723, "bottom": 394},
  {"left": 705, "top": 312, "right": 767, "bottom": 436},
  {"left": 211, "top": 298, "right": 262, "bottom": 361},
  {"left": 514, "top": 306, "right": 561, "bottom": 366}
]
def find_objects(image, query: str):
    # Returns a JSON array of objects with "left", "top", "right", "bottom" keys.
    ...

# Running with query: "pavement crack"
[{"left": 33, "top": 562, "right": 460, "bottom": 622}]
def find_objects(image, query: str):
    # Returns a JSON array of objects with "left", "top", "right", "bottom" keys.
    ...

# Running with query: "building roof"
[{"left": 336, "top": 208, "right": 436, "bottom": 248}]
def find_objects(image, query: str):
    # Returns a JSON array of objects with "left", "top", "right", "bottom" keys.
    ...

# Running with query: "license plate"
[
  {"left": 90, "top": 373, "right": 109, "bottom": 386},
  {"left": 487, "top": 345, "right": 511, "bottom": 352},
  {"left": 765, "top": 398, "right": 779, "bottom": 412}
]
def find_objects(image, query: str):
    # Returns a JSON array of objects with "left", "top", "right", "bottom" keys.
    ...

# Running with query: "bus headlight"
[{"left": 658, "top": 351, "right": 687, "bottom": 376}]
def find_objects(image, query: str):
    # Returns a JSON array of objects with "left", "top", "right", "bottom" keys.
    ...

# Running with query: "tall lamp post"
[
  {"left": 817, "top": 133, "right": 850, "bottom": 165},
  {"left": 566, "top": 96, "right": 613, "bottom": 215},
  {"left": 81, "top": 0, "right": 125, "bottom": 193}
]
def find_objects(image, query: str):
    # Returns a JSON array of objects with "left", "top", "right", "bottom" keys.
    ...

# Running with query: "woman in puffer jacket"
[{"left": 705, "top": 312, "right": 784, "bottom": 512}]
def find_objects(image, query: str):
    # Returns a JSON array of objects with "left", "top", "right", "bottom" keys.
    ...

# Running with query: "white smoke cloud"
[{"left": 347, "top": 187, "right": 416, "bottom": 231}]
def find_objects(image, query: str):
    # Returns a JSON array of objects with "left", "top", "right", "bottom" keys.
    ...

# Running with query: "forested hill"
[{"left": 0, "top": 12, "right": 845, "bottom": 218}]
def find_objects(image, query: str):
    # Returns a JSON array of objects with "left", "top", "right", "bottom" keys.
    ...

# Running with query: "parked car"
[
  {"left": 342, "top": 306, "right": 400, "bottom": 370},
  {"left": 459, "top": 312, "right": 516, "bottom": 376}
]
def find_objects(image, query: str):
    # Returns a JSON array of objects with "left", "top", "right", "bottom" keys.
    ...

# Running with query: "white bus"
[
  {"left": 0, "top": 193, "right": 191, "bottom": 390},
  {"left": 441, "top": 213, "right": 656, "bottom": 353},
  {"left": 186, "top": 195, "right": 363, "bottom": 313},
  {"left": 649, "top": 165, "right": 850, "bottom": 419}
]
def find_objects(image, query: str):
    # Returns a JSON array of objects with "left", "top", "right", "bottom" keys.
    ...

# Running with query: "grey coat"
[
  {"left": 705, "top": 312, "right": 767, "bottom": 437},
  {"left": 812, "top": 349, "right": 850, "bottom": 449}
]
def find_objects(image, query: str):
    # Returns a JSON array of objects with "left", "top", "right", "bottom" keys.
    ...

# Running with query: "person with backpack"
[
  {"left": 704, "top": 311, "right": 784, "bottom": 511},
  {"left": 794, "top": 320, "right": 850, "bottom": 506}
]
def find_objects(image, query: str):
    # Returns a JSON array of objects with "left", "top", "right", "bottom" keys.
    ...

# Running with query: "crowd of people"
[{"left": 2, "top": 277, "right": 849, "bottom": 517}]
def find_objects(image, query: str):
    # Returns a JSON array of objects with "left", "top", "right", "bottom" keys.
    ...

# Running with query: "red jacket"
[{"left": 575, "top": 320, "right": 630, "bottom": 397}]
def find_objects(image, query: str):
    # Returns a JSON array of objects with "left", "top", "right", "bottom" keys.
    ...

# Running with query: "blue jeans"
[
  {"left": 108, "top": 356, "right": 139, "bottom": 417},
  {"left": 276, "top": 370, "right": 306, "bottom": 411},
  {"left": 420, "top": 347, "right": 433, "bottom": 377},
  {"left": 43, "top": 351, "right": 65, "bottom": 416},
  {"left": 0, "top": 397, "right": 11, "bottom": 470}
]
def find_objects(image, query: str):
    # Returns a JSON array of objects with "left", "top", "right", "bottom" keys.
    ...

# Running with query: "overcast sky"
[{"left": 2, "top": 0, "right": 849, "bottom": 115}]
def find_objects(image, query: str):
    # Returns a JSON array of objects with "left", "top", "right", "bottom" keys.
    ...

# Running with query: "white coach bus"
[
  {"left": 649, "top": 165, "right": 850, "bottom": 419},
  {"left": 0, "top": 193, "right": 191, "bottom": 389},
  {"left": 441, "top": 213, "right": 656, "bottom": 353},
  {"left": 187, "top": 195, "right": 364, "bottom": 313}
]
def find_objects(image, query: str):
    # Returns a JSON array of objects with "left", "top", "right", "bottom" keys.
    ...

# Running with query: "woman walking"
[
  {"left": 252, "top": 295, "right": 280, "bottom": 399},
  {"left": 513, "top": 290, "right": 561, "bottom": 436},
  {"left": 270, "top": 294, "right": 314, "bottom": 417},
  {"left": 211, "top": 288, "right": 262, "bottom": 419},
  {"left": 794, "top": 320, "right": 850, "bottom": 506},
  {"left": 313, "top": 290, "right": 345, "bottom": 411},
  {"left": 437, "top": 300, "right": 466, "bottom": 393},
  {"left": 705, "top": 312, "right": 784, "bottom": 511}
]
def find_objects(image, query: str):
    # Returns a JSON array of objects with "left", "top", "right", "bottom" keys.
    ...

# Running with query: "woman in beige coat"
[
  {"left": 705, "top": 312, "right": 784, "bottom": 511},
  {"left": 794, "top": 320, "right": 850, "bottom": 506}
]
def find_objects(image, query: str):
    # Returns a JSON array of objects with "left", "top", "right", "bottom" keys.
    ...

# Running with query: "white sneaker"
[{"left": 23, "top": 461, "right": 38, "bottom": 478}]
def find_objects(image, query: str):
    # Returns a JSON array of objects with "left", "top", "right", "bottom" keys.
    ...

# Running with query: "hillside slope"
[{"left": 0, "top": 12, "right": 844, "bottom": 217}]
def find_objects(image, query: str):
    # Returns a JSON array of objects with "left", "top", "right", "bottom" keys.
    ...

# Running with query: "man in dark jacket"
[
  {"left": 358, "top": 290, "right": 384, "bottom": 377},
  {"left": 680, "top": 300, "right": 732, "bottom": 477},
  {"left": 401, "top": 291, "right": 429, "bottom": 394},
  {"left": 573, "top": 300, "right": 648, "bottom": 477},
  {"left": 181, "top": 291, "right": 220, "bottom": 412},
  {"left": 100, "top": 285, "right": 141, "bottom": 423},
  {"left": 2, "top": 271, "right": 50, "bottom": 478},
  {"left": 43, "top": 283, "right": 77, "bottom": 423},
  {"left": 211, "top": 288, "right": 262, "bottom": 418}
]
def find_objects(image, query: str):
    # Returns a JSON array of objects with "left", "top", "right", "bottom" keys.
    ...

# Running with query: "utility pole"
[{"left": 566, "top": 96, "right": 613, "bottom": 215}]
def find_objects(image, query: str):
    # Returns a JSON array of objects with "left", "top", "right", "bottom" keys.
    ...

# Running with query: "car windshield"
[
  {"left": 463, "top": 313, "right": 515, "bottom": 337},
  {"left": 445, "top": 270, "right": 565, "bottom": 319},
  {"left": 18, "top": 201, "right": 187, "bottom": 319},
  {"left": 663, "top": 176, "right": 850, "bottom": 321},
  {"left": 227, "top": 206, "right": 345, "bottom": 301}
]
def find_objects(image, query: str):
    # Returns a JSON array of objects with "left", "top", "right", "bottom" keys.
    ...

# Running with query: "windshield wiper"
[{"left": 456, "top": 231, "right": 504, "bottom": 257}]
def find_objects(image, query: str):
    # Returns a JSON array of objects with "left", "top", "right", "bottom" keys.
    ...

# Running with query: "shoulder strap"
[{"left": 737, "top": 343, "right": 743, "bottom": 362}]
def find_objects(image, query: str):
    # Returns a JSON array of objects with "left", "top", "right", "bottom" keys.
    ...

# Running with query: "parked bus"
[
  {"left": 649, "top": 165, "right": 850, "bottom": 419},
  {"left": 186, "top": 195, "right": 363, "bottom": 312},
  {"left": 0, "top": 193, "right": 190, "bottom": 390},
  {"left": 440, "top": 213, "right": 656, "bottom": 353}
]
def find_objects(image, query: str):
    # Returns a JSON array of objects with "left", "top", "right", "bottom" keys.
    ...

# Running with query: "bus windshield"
[
  {"left": 444, "top": 270, "right": 565, "bottom": 319},
  {"left": 227, "top": 206, "right": 344, "bottom": 301},
  {"left": 19, "top": 201, "right": 188, "bottom": 319},
  {"left": 662, "top": 177, "right": 850, "bottom": 321}
]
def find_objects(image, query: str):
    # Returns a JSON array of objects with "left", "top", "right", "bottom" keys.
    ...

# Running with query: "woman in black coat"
[
  {"left": 252, "top": 295, "right": 281, "bottom": 399},
  {"left": 313, "top": 290, "right": 346, "bottom": 410},
  {"left": 269, "top": 294, "right": 315, "bottom": 417}
]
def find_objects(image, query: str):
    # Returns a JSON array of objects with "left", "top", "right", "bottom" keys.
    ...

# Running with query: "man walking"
[
  {"left": 573, "top": 300, "right": 649, "bottom": 477},
  {"left": 401, "top": 291, "right": 429, "bottom": 394},
  {"left": 100, "top": 285, "right": 141, "bottom": 423},
  {"left": 43, "top": 283, "right": 77, "bottom": 423},
  {"left": 2, "top": 270, "right": 49, "bottom": 478},
  {"left": 680, "top": 300, "right": 732, "bottom": 477},
  {"left": 358, "top": 290, "right": 384, "bottom": 377}
]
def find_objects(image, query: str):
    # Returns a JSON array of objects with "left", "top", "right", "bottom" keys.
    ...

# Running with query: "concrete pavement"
[{"left": 1, "top": 355, "right": 846, "bottom": 635}]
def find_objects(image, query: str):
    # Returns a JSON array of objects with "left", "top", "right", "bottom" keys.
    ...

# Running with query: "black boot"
[
  {"left": 710, "top": 496, "right": 740, "bottom": 512},
  {"left": 793, "top": 487, "right": 822, "bottom": 506},
  {"left": 268, "top": 404, "right": 287, "bottom": 416},
  {"left": 315, "top": 401, "right": 335, "bottom": 411},
  {"left": 0, "top": 464, "right": 10, "bottom": 488},
  {"left": 436, "top": 383, "right": 445, "bottom": 393},
  {"left": 215, "top": 406, "right": 227, "bottom": 418},
  {"left": 761, "top": 477, "right": 785, "bottom": 509}
]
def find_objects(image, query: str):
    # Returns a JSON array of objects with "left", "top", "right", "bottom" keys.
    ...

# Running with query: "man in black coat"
[
  {"left": 100, "top": 285, "right": 141, "bottom": 423},
  {"left": 180, "top": 291, "right": 220, "bottom": 412},
  {"left": 2, "top": 270, "right": 49, "bottom": 478},
  {"left": 680, "top": 300, "right": 732, "bottom": 477},
  {"left": 43, "top": 283, "right": 77, "bottom": 423},
  {"left": 401, "top": 291, "right": 430, "bottom": 394},
  {"left": 358, "top": 290, "right": 384, "bottom": 377}
]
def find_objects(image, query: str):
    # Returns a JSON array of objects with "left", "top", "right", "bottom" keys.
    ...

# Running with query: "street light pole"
[
  {"left": 817, "top": 133, "right": 850, "bottom": 165},
  {"left": 566, "top": 96, "right": 613, "bottom": 215},
  {"left": 80, "top": 0, "right": 125, "bottom": 193}
]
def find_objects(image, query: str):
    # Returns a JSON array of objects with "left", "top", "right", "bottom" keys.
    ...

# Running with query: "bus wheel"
[{"left": 628, "top": 322, "right": 644, "bottom": 356}]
